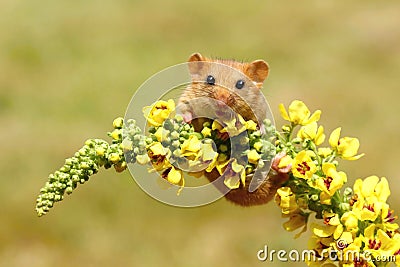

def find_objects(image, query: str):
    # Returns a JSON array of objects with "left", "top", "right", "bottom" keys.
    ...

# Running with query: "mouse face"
[{"left": 182, "top": 53, "right": 270, "bottom": 124}]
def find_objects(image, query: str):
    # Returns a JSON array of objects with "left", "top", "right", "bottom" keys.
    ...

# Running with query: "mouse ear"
[
  {"left": 245, "top": 60, "right": 269, "bottom": 86},
  {"left": 188, "top": 52, "right": 206, "bottom": 75}
]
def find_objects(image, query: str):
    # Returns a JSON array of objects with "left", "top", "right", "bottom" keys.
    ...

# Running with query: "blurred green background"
[{"left": 1, "top": 0, "right": 399, "bottom": 266}]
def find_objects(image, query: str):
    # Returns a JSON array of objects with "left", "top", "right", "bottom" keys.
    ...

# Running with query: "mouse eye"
[
  {"left": 235, "top": 80, "right": 245, "bottom": 89},
  {"left": 206, "top": 75, "right": 215, "bottom": 85}
]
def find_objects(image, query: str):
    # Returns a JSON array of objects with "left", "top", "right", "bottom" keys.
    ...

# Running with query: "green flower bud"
[
  {"left": 65, "top": 187, "right": 73, "bottom": 194},
  {"left": 170, "top": 131, "right": 180, "bottom": 140},
  {"left": 172, "top": 140, "right": 180, "bottom": 148},
  {"left": 343, "top": 187, "right": 353, "bottom": 196},
  {"left": 282, "top": 125, "right": 291, "bottom": 132},
  {"left": 219, "top": 144, "right": 228, "bottom": 152},
  {"left": 175, "top": 114, "right": 183, "bottom": 123},
  {"left": 180, "top": 131, "right": 189, "bottom": 139},
  {"left": 263, "top": 119, "right": 272, "bottom": 127}
]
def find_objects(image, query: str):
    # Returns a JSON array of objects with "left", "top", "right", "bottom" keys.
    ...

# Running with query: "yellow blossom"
[
  {"left": 308, "top": 234, "right": 334, "bottom": 260},
  {"left": 148, "top": 142, "right": 171, "bottom": 171},
  {"left": 318, "top": 147, "right": 333, "bottom": 158},
  {"left": 180, "top": 135, "right": 201, "bottom": 158},
  {"left": 292, "top": 150, "right": 317, "bottom": 179},
  {"left": 245, "top": 119, "right": 257, "bottom": 131},
  {"left": 211, "top": 120, "right": 223, "bottom": 131},
  {"left": 201, "top": 143, "right": 218, "bottom": 161},
  {"left": 275, "top": 187, "right": 299, "bottom": 215},
  {"left": 380, "top": 205, "right": 399, "bottom": 231},
  {"left": 329, "top": 128, "right": 364, "bottom": 160},
  {"left": 162, "top": 166, "right": 184, "bottom": 195},
  {"left": 312, "top": 223, "right": 336, "bottom": 238},
  {"left": 352, "top": 176, "right": 390, "bottom": 222},
  {"left": 297, "top": 122, "right": 325, "bottom": 145},
  {"left": 279, "top": 100, "right": 321, "bottom": 125},
  {"left": 149, "top": 142, "right": 167, "bottom": 156},
  {"left": 143, "top": 99, "right": 175, "bottom": 127},
  {"left": 220, "top": 114, "right": 247, "bottom": 136},
  {"left": 253, "top": 141, "right": 263, "bottom": 152},
  {"left": 223, "top": 159, "right": 246, "bottom": 189},
  {"left": 341, "top": 211, "right": 359, "bottom": 234},
  {"left": 247, "top": 149, "right": 261, "bottom": 164},
  {"left": 201, "top": 127, "right": 212, "bottom": 137},
  {"left": 316, "top": 163, "right": 347, "bottom": 203},
  {"left": 154, "top": 127, "right": 169, "bottom": 142},
  {"left": 278, "top": 155, "right": 293, "bottom": 170},
  {"left": 363, "top": 224, "right": 400, "bottom": 261},
  {"left": 206, "top": 153, "right": 229, "bottom": 174},
  {"left": 283, "top": 213, "right": 308, "bottom": 238}
]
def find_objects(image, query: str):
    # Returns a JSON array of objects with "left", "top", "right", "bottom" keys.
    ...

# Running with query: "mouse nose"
[{"left": 213, "top": 87, "right": 230, "bottom": 107}]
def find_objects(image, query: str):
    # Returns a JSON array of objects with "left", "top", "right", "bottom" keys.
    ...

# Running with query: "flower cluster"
[
  {"left": 35, "top": 98, "right": 400, "bottom": 266},
  {"left": 36, "top": 99, "right": 275, "bottom": 215},
  {"left": 274, "top": 100, "right": 399, "bottom": 267},
  {"left": 140, "top": 99, "right": 275, "bottom": 191}
]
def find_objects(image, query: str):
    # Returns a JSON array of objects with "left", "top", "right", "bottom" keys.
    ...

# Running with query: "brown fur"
[{"left": 179, "top": 52, "right": 287, "bottom": 206}]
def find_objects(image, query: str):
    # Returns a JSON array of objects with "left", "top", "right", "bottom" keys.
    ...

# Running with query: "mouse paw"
[
  {"left": 271, "top": 152, "right": 292, "bottom": 173},
  {"left": 181, "top": 112, "right": 193, "bottom": 124}
]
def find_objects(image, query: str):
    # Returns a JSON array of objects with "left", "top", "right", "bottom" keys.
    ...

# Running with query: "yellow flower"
[
  {"left": 322, "top": 212, "right": 346, "bottom": 241},
  {"left": 297, "top": 122, "right": 325, "bottom": 145},
  {"left": 275, "top": 187, "right": 299, "bottom": 215},
  {"left": 363, "top": 224, "right": 400, "bottom": 261},
  {"left": 279, "top": 100, "right": 321, "bottom": 126},
  {"left": 292, "top": 150, "right": 317, "bottom": 179},
  {"left": 283, "top": 213, "right": 308, "bottom": 238},
  {"left": 154, "top": 127, "right": 169, "bottom": 142},
  {"left": 308, "top": 230, "right": 334, "bottom": 259},
  {"left": 162, "top": 166, "right": 184, "bottom": 195},
  {"left": 220, "top": 114, "right": 247, "bottom": 136},
  {"left": 278, "top": 155, "right": 293, "bottom": 170},
  {"left": 245, "top": 119, "right": 257, "bottom": 131},
  {"left": 312, "top": 223, "right": 336, "bottom": 238},
  {"left": 247, "top": 149, "right": 261, "bottom": 164},
  {"left": 341, "top": 236, "right": 363, "bottom": 264},
  {"left": 329, "top": 128, "right": 364, "bottom": 160},
  {"left": 341, "top": 211, "right": 359, "bottom": 234},
  {"left": 222, "top": 159, "right": 246, "bottom": 189},
  {"left": 201, "top": 143, "right": 218, "bottom": 161},
  {"left": 205, "top": 153, "right": 229, "bottom": 174},
  {"left": 352, "top": 176, "right": 390, "bottom": 222},
  {"left": 253, "top": 141, "right": 263, "bottom": 152},
  {"left": 143, "top": 99, "right": 176, "bottom": 127},
  {"left": 201, "top": 127, "right": 212, "bottom": 138},
  {"left": 380, "top": 205, "right": 399, "bottom": 231},
  {"left": 318, "top": 147, "right": 333, "bottom": 158},
  {"left": 211, "top": 120, "right": 223, "bottom": 131},
  {"left": 316, "top": 163, "right": 347, "bottom": 203},
  {"left": 148, "top": 142, "right": 171, "bottom": 171},
  {"left": 180, "top": 135, "right": 202, "bottom": 158}
]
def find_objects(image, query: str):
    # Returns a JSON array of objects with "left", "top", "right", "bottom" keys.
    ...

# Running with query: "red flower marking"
[
  {"left": 296, "top": 161, "right": 310, "bottom": 175},
  {"left": 324, "top": 176, "right": 333, "bottom": 190}
]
